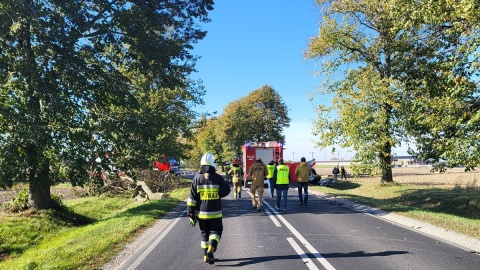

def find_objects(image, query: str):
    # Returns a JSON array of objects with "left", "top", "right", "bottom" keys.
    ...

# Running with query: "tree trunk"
[
  {"left": 381, "top": 158, "right": 393, "bottom": 182},
  {"left": 380, "top": 144, "right": 393, "bottom": 183},
  {"left": 380, "top": 88, "right": 393, "bottom": 183},
  {"left": 26, "top": 144, "right": 51, "bottom": 210},
  {"left": 29, "top": 159, "right": 51, "bottom": 209}
]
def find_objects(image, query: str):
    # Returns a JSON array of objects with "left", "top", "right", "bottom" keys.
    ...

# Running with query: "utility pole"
[
  {"left": 291, "top": 152, "right": 295, "bottom": 161},
  {"left": 337, "top": 150, "right": 340, "bottom": 167},
  {"left": 310, "top": 152, "right": 315, "bottom": 160}
]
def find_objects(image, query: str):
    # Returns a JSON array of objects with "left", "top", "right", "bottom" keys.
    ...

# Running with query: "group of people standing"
[
  {"left": 243, "top": 156, "right": 312, "bottom": 212},
  {"left": 186, "top": 152, "right": 339, "bottom": 265},
  {"left": 332, "top": 165, "right": 348, "bottom": 180}
]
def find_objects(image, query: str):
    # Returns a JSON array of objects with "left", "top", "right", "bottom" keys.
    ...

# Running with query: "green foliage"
[
  {"left": 85, "top": 174, "right": 106, "bottom": 197},
  {"left": 308, "top": 1, "right": 404, "bottom": 181},
  {"left": 389, "top": 0, "right": 480, "bottom": 169},
  {"left": 220, "top": 85, "right": 290, "bottom": 146},
  {"left": 307, "top": 0, "right": 480, "bottom": 180},
  {"left": 100, "top": 84, "right": 204, "bottom": 171},
  {"left": 0, "top": 0, "right": 213, "bottom": 209},
  {"left": 2, "top": 188, "right": 30, "bottom": 213},
  {"left": 187, "top": 85, "right": 290, "bottom": 166},
  {"left": 183, "top": 115, "right": 216, "bottom": 169}
]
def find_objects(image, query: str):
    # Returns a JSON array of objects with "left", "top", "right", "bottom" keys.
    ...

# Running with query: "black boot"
[
  {"left": 206, "top": 245, "right": 215, "bottom": 264},
  {"left": 203, "top": 248, "right": 208, "bottom": 263}
]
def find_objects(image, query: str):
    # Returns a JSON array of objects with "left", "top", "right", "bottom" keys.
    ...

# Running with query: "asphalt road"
[{"left": 106, "top": 179, "right": 480, "bottom": 270}]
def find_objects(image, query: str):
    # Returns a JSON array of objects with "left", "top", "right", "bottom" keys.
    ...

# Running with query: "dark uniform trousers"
[{"left": 199, "top": 218, "right": 223, "bottom": 251}]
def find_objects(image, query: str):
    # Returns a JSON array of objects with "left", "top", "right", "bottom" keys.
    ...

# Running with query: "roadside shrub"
[
  {"left": 85, "top": 173, "right": 106, "bottom": 196},
  {"left": 136, "top": 170, "right": 189, "bottom": 193},
  {"left": 3, "top": 188, "right": 30, "bottom": 213}
]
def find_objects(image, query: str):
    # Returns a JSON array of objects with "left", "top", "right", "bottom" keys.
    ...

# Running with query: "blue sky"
[{"left": 189, "top": 0, "right": 407, "bottom": 161}]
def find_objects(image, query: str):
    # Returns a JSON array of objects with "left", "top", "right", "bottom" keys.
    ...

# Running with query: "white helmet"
[{"left": 200, "top": 152, "right": 216, "bottom": 168}]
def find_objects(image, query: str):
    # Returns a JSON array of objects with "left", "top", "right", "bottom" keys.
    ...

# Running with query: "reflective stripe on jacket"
[{"left": 187, "top": 166, "right": 230, "bottom": 219}]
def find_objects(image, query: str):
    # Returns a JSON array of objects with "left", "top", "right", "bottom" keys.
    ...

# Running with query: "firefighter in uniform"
[
  {"left": 248, "top": 157, "right": 268, "bottom": 211},
  {"left": 187, "top": 152, "right": 231, "bottom": 264},
  {"left": 227, "top": 159, "right": 243, "bottom": 198}
]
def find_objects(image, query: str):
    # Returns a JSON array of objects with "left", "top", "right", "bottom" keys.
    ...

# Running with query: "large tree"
[
  {"left": 0, "top": 0, "right": 213, "bottom": 209},
  {"left": 306, "top": 0, "right": 480, "bottom": 181},
  {"left": 306, "top": 0, "right": 411, "bottom": 182},
  {"left": 97, "top": 72, "right": 205, "bottom": 171},
  {"left": 187, "top": 85, "right": 290, "bottom": 166},
  {"left": 393, "top": 1, "right": 480, "bottom": 169},
  {"left": 219, "top": 85, "right": 290, "bottom": 151}
]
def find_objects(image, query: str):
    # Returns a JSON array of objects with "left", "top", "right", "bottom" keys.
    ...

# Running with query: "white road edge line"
[
  {"left": 263, "top": 199, "right": 337, "bottom": 270},
  {"left": 126, "top": 210, "right": 184, "bottom": 270},
  {"left": 243, "top": 187, "right": 282, "bottom": 227},
  {"left": 287, "top": 237, "right": 320, "bottom": 270},
  {"left": 265, "top": 206, "right": 282, "bottom": 227}
]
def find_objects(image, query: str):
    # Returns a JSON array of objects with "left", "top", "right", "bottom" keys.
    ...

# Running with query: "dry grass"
[
  {"left": 315, "top": 166, "right": 480, "bottom": 188},
  {"left": 312, "top": 166, "right": 480, "bottom": 239}
]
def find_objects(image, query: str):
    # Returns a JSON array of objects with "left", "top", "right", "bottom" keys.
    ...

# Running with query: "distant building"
[
  {"left": 391, "top": 155, "right": 427, "bottom": 167},
  {"left": 315, "top": 160, "right": 352, "bottom": 166},
  {"left": 315, "top": 156, "right": 427, "bottom": 167}
]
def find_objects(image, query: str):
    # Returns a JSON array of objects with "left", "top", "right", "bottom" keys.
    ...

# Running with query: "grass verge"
[
  {"left": 310, "top": 179, "right": 480, "bottom": 240},
  {"left": 0, "top": 187, "right": 190, "bottom": 270}
]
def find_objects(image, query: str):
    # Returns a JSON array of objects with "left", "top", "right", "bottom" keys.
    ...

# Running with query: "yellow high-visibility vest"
[
  {"left": 266, "top": 164, "right": 275, "bottom": 178},
  {"left": 276, "top": 165, "right": 289, "bottom": 184}
]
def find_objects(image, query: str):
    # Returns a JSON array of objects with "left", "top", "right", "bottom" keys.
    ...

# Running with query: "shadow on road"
[
  {"left": 216, "top": 250, "right": 409, "bottom": 267},
  {"left": 217, "top": 254, "right": 300, "bottom": 267},
  {"left": 322, "top": 250, "right": 409, "bottom": 258}
]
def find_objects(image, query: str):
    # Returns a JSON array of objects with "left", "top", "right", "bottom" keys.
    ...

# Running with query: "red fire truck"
[
  {"left": 241, "top": 141, "right": 317, "bottom": 187},
  {"left": 242, "top": 141, "right": 284, "bottom": 187}
]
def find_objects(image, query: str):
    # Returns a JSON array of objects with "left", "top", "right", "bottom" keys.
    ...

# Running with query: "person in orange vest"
[{"left": 227, "top": 159, "right": 243, "bottom": 198}]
